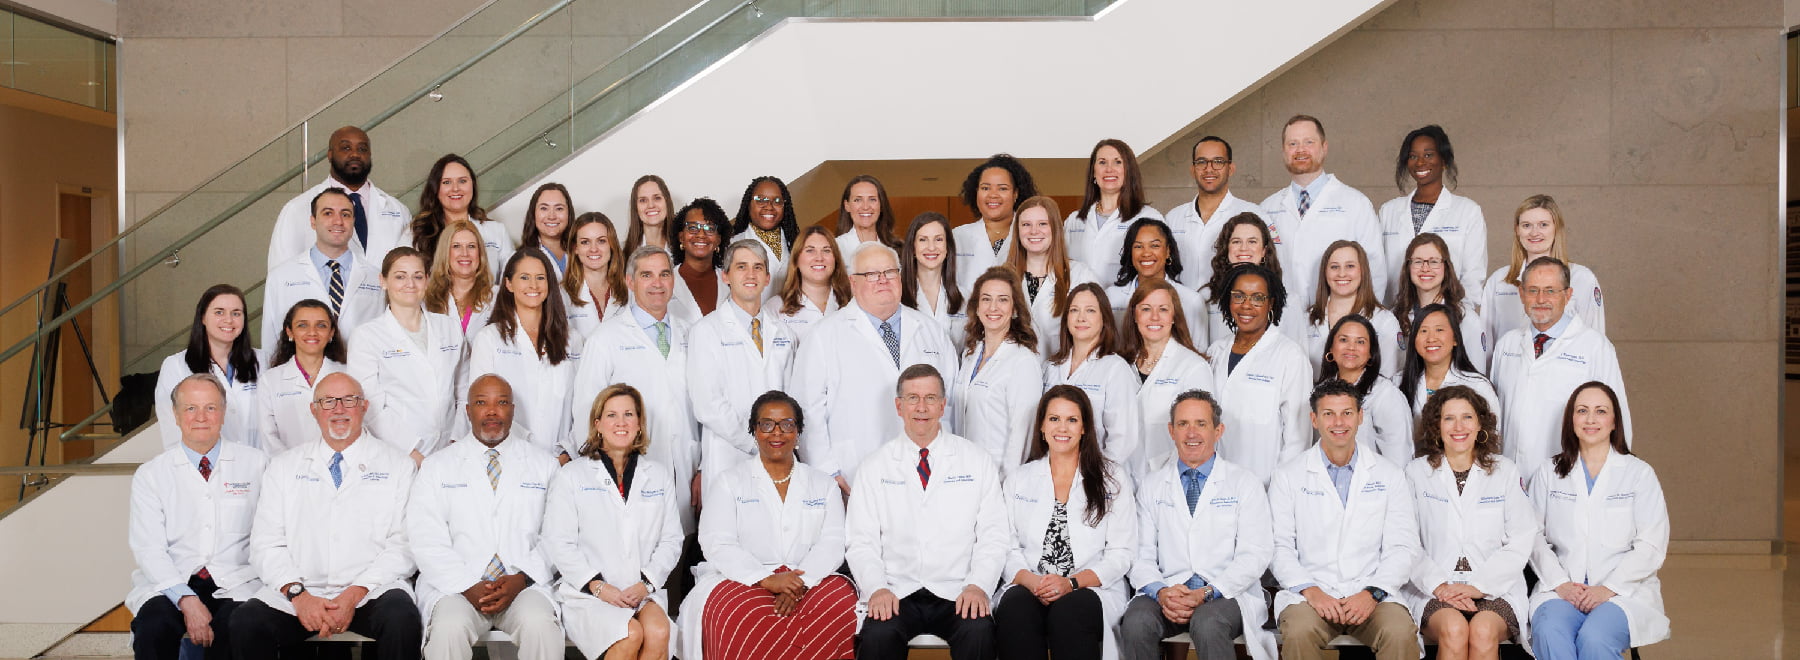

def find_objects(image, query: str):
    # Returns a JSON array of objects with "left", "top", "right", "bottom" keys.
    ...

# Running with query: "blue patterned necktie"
[
  {"left": 328, "top": 451, "right": 343, "bottom": 489},
  {"left": 485, "top": 448, "right": 500, "bottom": 489},
  {"left": 326, "top": 260, "right": 345, "bottom": 317},
  {"left": 1297, "top": 189, "right": 1312, "bottom": 217},
  {"left": 1182, "top": 467, "right": 1201, "bottom": 514},
  {"left": 880, "top": 321, "right": 900, "bottom": 367}
]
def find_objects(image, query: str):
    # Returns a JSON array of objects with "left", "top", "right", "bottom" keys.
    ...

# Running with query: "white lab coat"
[
  {"left": 256, "top": 358, "right": 344, "bottom": 455},
  {"left": 680, "top": 458, "right": 848, "bottom": 660},
  {"left": 1105, "top": 280, "right": 1209, "bottom": 350},
  {"left": 1378, "top": 190, "right": 1488, "bottom": 304},
  {"left": 911, "top": 278, "right": 970, "bottom": 347},
  {"left": 155, "top": 351, "right": 264, "bottom": 451},
  {"left": 1358, "top": 378, "right": 1415, "bottom": 463},
  {"left": 1133, "top": 344, "right": 1215, "bottom": 474},
  {"left": 126, "top": 442, "right": 270, "bottom": 614},
  {"left": 565, "top": 284, "right": 626, "bottom": 341},
  {"left": 1268, "top": 446, "right": 1420, "bottom": 616},
  {"left": 1291, "top": 307, "right": 1402, "bottom": 381},
  {"left": 543, "top": 455, "right": 685, "bottom": 660},
  {"left": 267, "top": 178, "right": 412, "bottom": 273},
  {"left": 261, "top": 251, "right": 386, "bottom": 358},
  {"left": 1408, "top": 368, "right": 1501, "bottom": 427},
  {"left": 1489, "top": 314, "right": 1631, "bottom": 483},
  {"left": 348, "top": 309, "right": 468, "bottom": 456},
  {"left": 952, "top": 340, "right": 1045, "bottom": 475},
  {"left": 1021, "top": 260, "right": 1101, "bottom": 355},
  {"left": 788, "top": 300, "right": 960, "bottom": 482},
  {"left": 776, "top": 292, "right": 840, "bottom": 343},
  {"left": 1478, "top": 263, "right": 1607, "bottom": 349},
  {"left": 468, "top": 320, "right": 580, "bottom": 458},
  {"left": 669, "top": 266, "right": 728, "bottom": 325},
  {"left": 1404, "top": 456, "right": 1538, "bottom": 644},
  {"left": 473, "top": 218, "right": 515, "bottom": 282},
  {"left": 1043, "top": 352, "right": 1143, "bottom": 477},
  {"left": 1162, "top": 193, "right": 1266, "bottom": 290},
  {"left": 837, "top": 230, "right": 877, "bottom": 262},
  {"left": 573, "top": 307, "right": 699, "bottom": 531},
  {"left": 1206, "top": 331, "right": 1313, "bottom": 485},
  {"left": 1527, "top": 450, "right": 1670, "bottom": 647},
  {"left": 1129, "top": 456, "right": 1276, "bottom": 660},
  {"left": 953, "top": 220, "right": 1013, "bottom": 295},
  {"left": 731, "top": 227, "right": 792, "bottom": 295},
  {"left": 1063, "top": 204, "right": 1164, "bottom": 281},
  {"left": 437, "top": 285, "right": 499, "bottom": 340},
  {"left": 406, "top": 436, "right": 559, "bottom": 633},
  {"left": 997, "top": 459, "right": 1137, "bottom": 660},
  {"left": 247, "top": 437, "right": 416, "bottom": 614},
  {"left": 845, "top": 431, "right": 1010, "bottom": 603},
  {"left": 1260, "top": 174, "right": 1388, "bottom": 304},
  {"left": 687, "top": 304, "right": 797, "bottom": 476}
]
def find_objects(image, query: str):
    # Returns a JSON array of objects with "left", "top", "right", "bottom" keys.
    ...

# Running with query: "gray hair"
[
  {"left": 851, "top": 242, "right": 900, "bottom": 273},
  {"left": 169, "top": 373, "right": 229, "bottom": 411},
  {"left": 724, "top": 238, "right": 768, "bottom": 271},
  {"left": 1524, "top": 255, "right": 1572, "bottom": 289},
  {"left": 894, "top": 363, "right": 945, "bottom": 397},
  {"left": 627, "top": 244, "right": 673, "bottom": 276},
  {"left": 1168, "top": 389, "right": 1222, "bottom": 424}
]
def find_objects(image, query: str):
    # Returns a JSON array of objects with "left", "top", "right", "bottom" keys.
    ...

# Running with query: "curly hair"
[
  {"left": 959, "top": 266, "right": 1038, "bottom": 358},
  {"left": 1216, "top": 262, "right": 1287, "bottom": 333},
  {"left": 1416, "top": 384, "right": 1501, "bottom": 470},
  {"left": 960, "top": 154, "right": 1039, "bottom": 221},
  {"left": 669, "top": 198, "right": 729, "bottom": 270},
  {"left": 1205, "top": 213, "right": 1284, "bottom": 306}
]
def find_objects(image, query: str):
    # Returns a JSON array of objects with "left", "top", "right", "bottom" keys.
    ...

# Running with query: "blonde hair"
[
  {"left": 1504, "top": 194, "right": 1568, "bottom": 287},
  {"left": 424, "top": 219, "right": 494, "bottom": 316},
  {"left": 579, "top": 383, "right": 651, "bottom": 459}
]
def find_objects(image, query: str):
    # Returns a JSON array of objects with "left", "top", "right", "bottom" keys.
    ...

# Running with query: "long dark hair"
[
  {"left": 1216, "top": 263, "right": 1287, "bottom": 333},
  {"left": 1316, "top": 313, "right": 1381, "bottom": 398},
  {"left": 521, "top": 183, "right": 574, "bottom": 255},
  {"left": 1112, "top": 218, "right": 1183, "bottom": 287},
  {"left": 1050, "top": 283, "right": 1119, "bottom": 365},
  {"left": 270, "top": 299, "right": 347, "bottom": 367},
  {"left": 1206, "top": 213, "right": 1284, "bottom": 306},
  {"left": 669, "top": 198, "right": 728, "bottom": 270},
  {"left": 899, "top": 212, "right": 963, "bottom": 313},
  {"left": 1075, "top": 138, "right": 1148, "bottom": 223},
  {"left": 487, "top": 248, "right": 571, "bottom": 365},
  {"left": 1417, "top": 385, "right": 1500, "bottom": 470},
  {"left": 185, "top": 284, "right": 260, "bottom": 384},
  {"left": 778, "top": 225, "right": 853, "bottom": 315},
  {"left": 626, "top": 174, "right": 674, "bottom": 253},
  {"left": 837, "top": 175, "right": 900, "bottom": 249},
  {"left": 1025, "top": 385, "right": 1117, "bottom": 527},
  {"left": 1552, "top": 381, "right": 1631, "bottom": 478},
  {"left": 731, "top": 176, "right": 800, "bottom": 244},
  {"left": 960, "top": 154, "right": 1039, "bottom": 221},
  {"left": 960, "top": 266, "right": 1038, "bottom": 358},
  {"left": 1395, "top": 124, "right": 1458, "bottom": 192},
  {"left": 1393, "top": 233, "right": 1469, "bottom": 337},
  {"left": 562, "top": 212, "right": 628, "bottom": 309},
  {"left": 1398, "top": 303, "right": 1483, "bottom": 407},
  {"left": 411, "top": 153, "right": 488, "bottom": 263}
]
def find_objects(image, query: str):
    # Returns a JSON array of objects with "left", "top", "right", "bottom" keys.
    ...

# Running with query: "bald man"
[{"left": 268, "top": 126, "right": 414, "bottom": 271}]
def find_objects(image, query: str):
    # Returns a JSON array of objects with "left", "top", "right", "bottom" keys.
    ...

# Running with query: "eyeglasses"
[
  {"left": 852, "top": 268, "right": 901, "bottom": 283},
  {"left": 751, "top": 195, "right": 785, "bottom": 205},
  {"left": 1522, "top": 287, "right": 1565, "bottom": 298},
  {"left": 1192, "top": 158, "right": 1232, "bottom": 170},
  {"left": 1228, "top": 291, "right": 1270, "bottom": 306},
  {"left": 1409, "top": 258, "right": 1444, "bottom": 269},
  {"left": 684, "top": 222, "right": 717, "bottom": 233},
  {"left": 755, "top": 419, "right": 798, "bottom": 433},
  {"left": 901, "top": 394, "right": 944, "bottom": 406},
  {"left": 313, "top": 395, "right": 365, "bottom": 410}
]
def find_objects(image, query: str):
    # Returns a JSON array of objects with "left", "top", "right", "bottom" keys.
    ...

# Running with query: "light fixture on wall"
[
  {"left": 751, "top": 3, "right": 763, "bottom": 18},
  {"left": 543, "top": 133, "right": 558, "bottom": 149},
  {"left": 163, "top": 251, "right": 181, "bottom": 268},
  {"left": 428, "top": 84, "right": 445, "bottom": 102}
]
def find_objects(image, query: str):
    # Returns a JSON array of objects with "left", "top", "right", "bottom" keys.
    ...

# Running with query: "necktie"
[
  {"left": 198, "top": 456, "right": 212, "bottom": 482},
  {"left": 485, "top": 448, "right": 500, "bottom": 490},
  {"left": 1181, "top": 467, "right": 1201, "bottom": 514},
  {"left": 482, "top": 555, "right": 506, "bottom": 582},
  {"left": 328, "top": 451, "right": 344, "bottom": 488},
  {"left": 880, "top": 321, "right": 900, "bottom": 367},
  {"left": 1297, "top": 189, "right": 1312, "bottom": 216},
  {"left": 1533, "top": 332, "right": 1550, "bottom": 358},
  {"left": 654, "top": 321, "right": 670, "bottom": 358},
  {"left": 917, "top": 447, "right": 931, "bottom": 488},
  {"left": 326, "top": 260, "right": 345, "bottom": 317},
  {"left": 750, "top": 318, "right": 763, "bottom": 354},
  {"left": 348, "top": 191, "right": 368, "bottom": 249}
]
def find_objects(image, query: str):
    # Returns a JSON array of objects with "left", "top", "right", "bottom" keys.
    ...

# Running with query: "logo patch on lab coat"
[
  {"left": 223, "top": 481, "right": 252, "bottom": 495},
  {"left": 1593, "top": 287, "right": 1603, "bottom": 307},
  {"left": 1013, "top": 493, "right": 1039, "bottom": 504},
  {"left": 735, "top": 496, "right": 761, "bottom": 504}
]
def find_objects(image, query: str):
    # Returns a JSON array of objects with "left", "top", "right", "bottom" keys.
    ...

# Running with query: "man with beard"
[
  {"left": 1162, "top": 136, "right": 1266, "bottom": 289},
  {"left": 1258, "top": 115, "right": 1386, "bottom": 303},
  {"left": 230, "top": 373, "right": 422, "bottom": 659},
  {"left": 268, "top": 126, "right": 413, "bottom": 271},
  {"left": 407, "top": 374, "right": 564, "bottom": 660}
]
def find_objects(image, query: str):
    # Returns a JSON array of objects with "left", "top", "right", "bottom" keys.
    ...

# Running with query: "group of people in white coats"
[{"left": 132, "top": 112, "right": 1667, "bottom": 660}]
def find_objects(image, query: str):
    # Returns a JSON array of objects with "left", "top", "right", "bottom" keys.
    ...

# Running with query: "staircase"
[{"left": 0, "top": 0, "right": 1392, "bottom": 656}]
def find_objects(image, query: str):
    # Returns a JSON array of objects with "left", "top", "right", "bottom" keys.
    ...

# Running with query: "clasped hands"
[{"left": 1553, "top": 581, "right": 1616, "bottom": 613}]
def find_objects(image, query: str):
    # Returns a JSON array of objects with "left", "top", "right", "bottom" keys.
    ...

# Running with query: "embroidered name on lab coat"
[
  {"left": 620, "top": 345, "right": 646, "bottom": 351},
  {"left": 439, "top": 344, "right": 459, "bottom": 353},
  {"left": 1423, "top": 492, "right": 1450, "bottom": 503},
  {"left": 497, "top": 347, "right": 522, "bottom": 356},
  {"left": 357, "top": 283, "right": 382, "bottom": 293},
  {"left": 1075, "top": 384, "right": 1101, "bottom": 393},
  {"left": 943, "top": 474, "right": 975, "bottom": 484},
  {"left": 1208, "top": 496, "right": 1238, "bottom": 508},
  {"left": 440, "top": 482, "right": 469, "bottom": 489},
  {"left": 283, "top": 280, "right": 311, "bottom": 287},
  {"left": 1549, "top": 490, "right": 1578, "bottom": 502},
  {"left": 1318, "top": 205, "right": 1345, "bottom": 214},
  {"left": 1605, "top": 492, "right": 1635, "bottom": 502},
  {"left": 1555, "top": 353, "right": 1588, "bottom": 366},
  {"left": 295, "top": 474, "right": 322, "bottom": 483},
  {"left": 1478, "top": 495, "right": 1506, "bottom": 505},
  {"left": 1301, "top": 487, "right": 1327, "bottom": 498},
  {"left": 881, "top": 478, "right": 906, "bottom": 486},
  {"left": 772, "top": 337, "right": 792, "bottom": 348},
  {"left": 1154, "top": 378, "right": 1182, "bottom": 386},
  {"left": 1013, "top": 493, "right": 1039, "bottom": 504},
  {"left": 276, "top": 390, "right": 304, "bottom": 398},
  {"left": 1246, "top": 373, "right": 1274, "bottom": 384},
  {"left": 721, "top": 340, "right": 745, "bottom": 347},
  {"left": 224, "top": 481, "right": 253, "bottom": 495},
  {"left": 1360, "top": 481, "right": 1387, "bottom": 493},
  {"left": 362, "top": 471, "right": 391, "bottom": 482},
  {"left": 803, "top": 498, "right": 827, "bottom": 508},
  {"left": 381, "top": 349, "right": 410, "bottom": 359},
  {"left": 639, "top": 488, "right": 666, "bottom": 498},
  {"left": 580, "top": 486, "right": 606, "bottom": 492},
  {"left": 518, "top": 482, "right": 547, "bottom": 490},
  {"left": 735, "top": 496, "right": 761, "bottom": 504}
]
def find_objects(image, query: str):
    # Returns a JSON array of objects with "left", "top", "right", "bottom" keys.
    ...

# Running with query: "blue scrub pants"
[{"left": 1531, "top": 599, "right": 1631, "bottom": 660}]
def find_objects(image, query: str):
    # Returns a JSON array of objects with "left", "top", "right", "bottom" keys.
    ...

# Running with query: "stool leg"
[{"left": 1159, "top": 639, "right": 1190, "bottom": 660}]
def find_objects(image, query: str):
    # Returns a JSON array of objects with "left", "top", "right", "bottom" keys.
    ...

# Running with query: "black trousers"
[
  {"left": 994, "top": 585, "right": 1103, "bottom": 660},
  {"left": 132, "top": 575, "right": 240, "bottom": 660},
  {"left": 858, "top": 589, "right": 998, "bottom": 660},
  {"left": 227, "top": 589, "right": 421, "bottom": 660}
]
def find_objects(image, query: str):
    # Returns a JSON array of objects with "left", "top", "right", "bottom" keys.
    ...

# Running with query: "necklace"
[
  {"left": 769, "top": 467, "right": 793, "bottom": 485},
  {"left": 1136, "top": 345, "right": 1163, "bottom": 374}
]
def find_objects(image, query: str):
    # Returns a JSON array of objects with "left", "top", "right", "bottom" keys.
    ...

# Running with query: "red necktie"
[
  {"left": 1533, "top": 333, "right": 1550, "bottom": 358},
  {"left": 199, "top": 456, "right": 212, "bottom": 481},
  {"left": 917, "top": 448, "right": 931, "bottom": 488}
]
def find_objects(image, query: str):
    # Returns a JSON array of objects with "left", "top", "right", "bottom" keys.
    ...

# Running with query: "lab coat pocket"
[
  {"left": 1598, "top": 499, "right": 1636, "bottom": 549},
  {"left": 1238, "top": 380, "right": 1279, "bottom": 425}
]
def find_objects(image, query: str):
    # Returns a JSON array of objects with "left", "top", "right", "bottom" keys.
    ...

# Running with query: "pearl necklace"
[{"left": 769, "top": 468, "right": 793, "bottom": 485}]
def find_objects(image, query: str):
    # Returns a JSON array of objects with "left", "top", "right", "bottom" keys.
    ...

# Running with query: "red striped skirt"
[{"left": 701, "top": 571, "right": 856, "bottom": 660}]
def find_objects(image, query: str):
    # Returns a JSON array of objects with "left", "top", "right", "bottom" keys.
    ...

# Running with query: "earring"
[{"left": 1324, "top": 353, "right": 1335, "bottom": 363}]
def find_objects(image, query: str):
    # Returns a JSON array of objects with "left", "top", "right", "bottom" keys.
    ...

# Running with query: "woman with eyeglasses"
[
  {"left": 1292, "top": 240, "right": 1401, "bottom": 379},
  {"left": 155, "top": 284, "right": 262, "bottom": 450},
  {"left": 953, "top": 266, "right": 1044, "bottom": 475},
  {"left": 1043, "top": 283, "right": 1142, "bottom": 474},
  {"left": 777, "top": 225, "right": 853, "bottom": 341},
  {"left": 1199, "top": 213, "right": 1290, "bottom": 349},
  {"left": 668, "top": 198, "right": 730, "bottom": 324},
  {"left": 1206, "top": 263, "right": 1311, "bottom": 484},
  {"left": 1378, "top": 125, "right": 1487, "bottom": 303},
  {"left": 257, "top": 299, "right": 345, "bottom": 455},
  {"left": 1398, "top": 303, "right": 1500, "bottom": 422},
  {"left": 954, "top": 154, "right": 1040, "bottom": 293},
  {"left": 731, "top": 176, "right": 800, "bottom": 292},
  {"left": 902, "top": 211, "right": 968, "bottom": 346},
  {"left": 349, "top": 246, "right": 468, "bottom": 463},
  {"left": 468, "top": 248, "right": 581, "bottom": 460},
  {"left": 1063, "top": 139, "right": 1163, "bottom": 275},
  {"left": 1395, "top": 233, "right": 1489, "bottom": 371},
  {"left": 1004, "top": 196, "right": 1100, "bottom": 355},
  {"left": 1479, "top": 194, "right": 1605, "bottom": 342},
  {"left": 678, "top": 390, "right": 857, "bottom": 660},
  {"left": 1104, "top": 218, "right": 1207, "bottom": 347}
]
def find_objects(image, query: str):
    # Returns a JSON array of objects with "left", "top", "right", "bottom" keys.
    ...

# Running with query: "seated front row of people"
[{"left": 128, "top": 367, "right": 1669, "bottom": 660}]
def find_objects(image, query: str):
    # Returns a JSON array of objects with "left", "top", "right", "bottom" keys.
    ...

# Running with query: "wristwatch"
[
  {"left": 1362, "top": 586, "right": 1388, "bottom": 602},
  {"left": 283, "top": 582, "right": 307, "bottom": 601}
]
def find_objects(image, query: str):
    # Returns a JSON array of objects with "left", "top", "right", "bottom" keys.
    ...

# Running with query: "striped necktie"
[
  {"left": 1297, "top": 189, "right": 1312, "bottom": 216},
  {"left": 750, "top": 318, "right": 763, "bottom": 354},
  {"left": 485, "top": 448, "right": 500, "bottom": 489},
  {"left": 917, "top": 447, "right": 931, "bottom": 488},
  {"left": 326, "top": 260, "right": 345, "bottom": 317}
]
